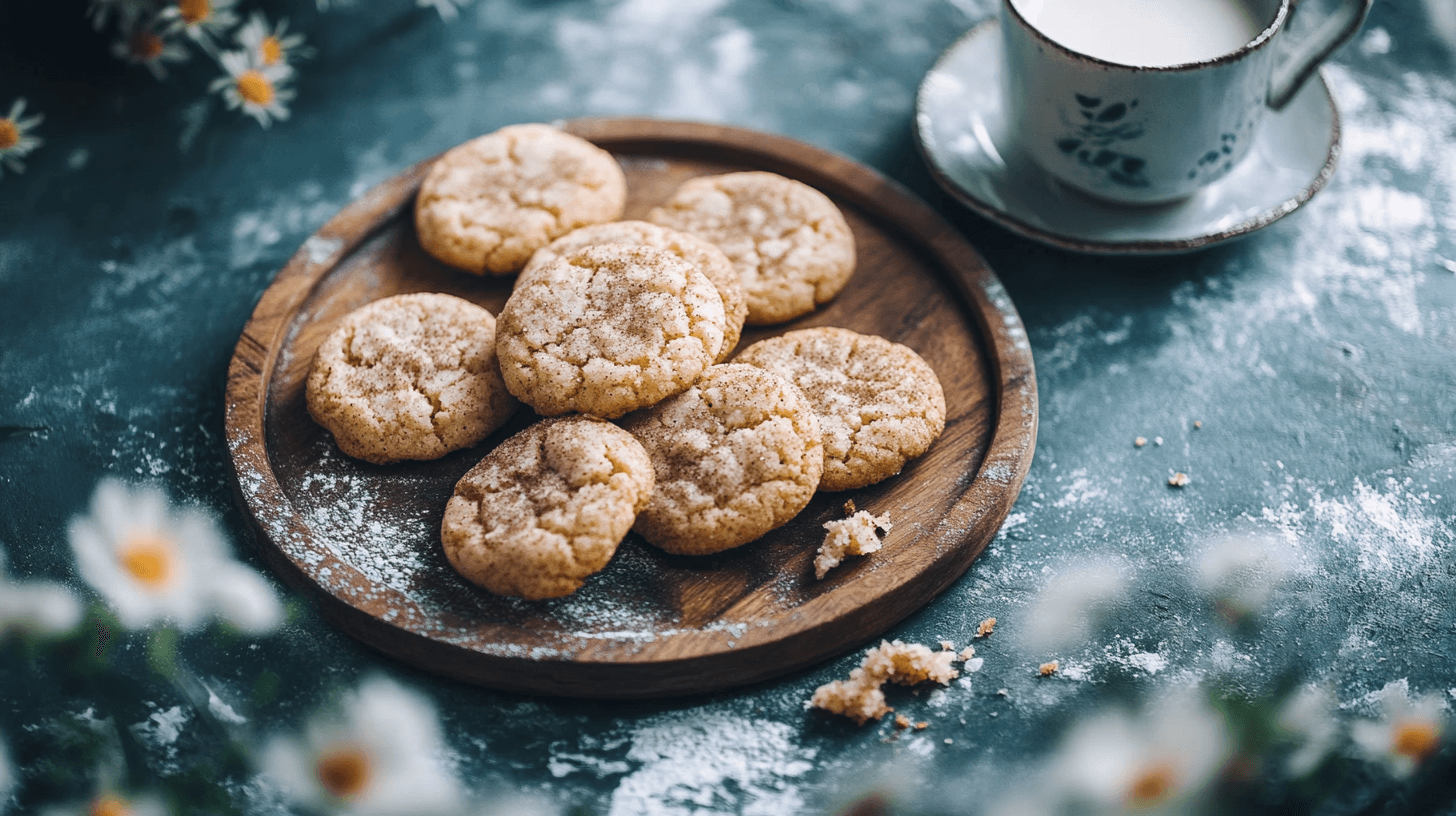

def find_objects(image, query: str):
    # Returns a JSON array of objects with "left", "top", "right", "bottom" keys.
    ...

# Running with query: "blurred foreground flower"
[
  {"left": 0, "top": 551, "right": 83, "bottom": 637},
  {"left": 1021, "top": 563, "right": 1127, "bottom": 653},
  {"left": 68, "top": 477, "right": 284, "bottom": 633},
  {"left": 262, "top": 675, "right": 463, "bottom": 816},
  {"left": 1196, "top": 535, "right": 1288, "bottom": 624},
  {"left": 1046, "top": 690, "right": 1230, "bottom": 813},
  {"left": 211, "top": 50, "right": 296, "bottom": 127},
  {"left": 236, "top": 12, "right": 313, "bottom": 68},
  {"left": 1276, "top": 684, "right": 1340, "bottom": 777},
  {"left": 1352, "top": 681, "right": 1447, "bottom": 778},
  {"left": 87, "top": 0, "right": 150, "bottom": 32},
  {"left": 39, "top": 790, "right": 167, "bottom": 816},
  {"left": 111, "top": 23, "right": 191, "bottom": 80},
  {"left": 160, "top": 0, "right": 241, "bottom": 52},
  {"left": 0, "top": 98, "right": 44, "bottom": 178}
]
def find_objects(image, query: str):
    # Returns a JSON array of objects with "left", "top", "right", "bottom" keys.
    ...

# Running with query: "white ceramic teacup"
[{"left": 1001, "top": 0, "right": 1371, "bottom": 205}]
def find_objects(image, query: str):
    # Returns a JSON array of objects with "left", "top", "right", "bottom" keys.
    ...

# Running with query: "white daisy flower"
[
  {"left": 68, "top": 477, "right": 284, "bottom": 634},
  {"left": 1195, "top": 534, "right": 1289, "bottom": 623},
  {"left": 0, "top": 98, "right": 44, "bottom": 178},
  {"left": 1352, "top": 680, "right": 1447, "bottom": 778},
  {"left": 235, "top": 12, "right": 314, "bottom": 69},
  {"left": 418, "top": 0, "right": 472, "bottom": 22},
  {"left": 209, "top": 50, "right": 296, "bottom": 128},
  {"left": 110, "top": 24, "right": 191, "bottom": 80},
  {"left": 1047, "top": 690, "right": 1231, "bottom": 813},
  {"left": 86, "top": 0, "right": 149, "bottom": 32},
  {"left": 39, "top": 790, "right": 168, "bottom": 816},
  {"left": 1276, "top": 684, "right": 1340, "bottom": 777},
  {"left": 262, "top": 675, "right": 463, "bottom": 816},
  {"left": 1021, "top": 562, "right": 1128, "bottom": 653},
  {"left": 159, "top": 0, "right": 240, "bottom": 51},
  {"left": 0, "top": 550, "right": 83, "bottom": 637}
]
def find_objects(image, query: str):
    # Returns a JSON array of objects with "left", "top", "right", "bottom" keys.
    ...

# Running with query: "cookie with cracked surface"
[
  {"left": 736, "top": 327, "right": 945, "bottom": 491},
  {"left": 646, "top": 170, "right": 855, "bottom": 325},
  {"left": 441, "top": 416, "right": 655, "bottom": 600},
  {"left": 520, "top": 220, "right": 748, "bottom": 362},
  {"left": 306, "top": 292, "right": 518, "bottom": 465},
  {"left": 414, "top": 123, "right": 627, "bottom": 275},
  {"left": 496, "top": 243, "right": 726, "bottom": 419},
  {"left": 619, "top": 363, "right": 824, "bottom": 555}
]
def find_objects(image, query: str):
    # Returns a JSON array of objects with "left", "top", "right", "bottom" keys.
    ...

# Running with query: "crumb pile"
[
  {"left": 809, "top": 640, "right": 963, "bottom": 725},
  {"left": 816, "top": 510, "right": 892, "bottom": 579}
]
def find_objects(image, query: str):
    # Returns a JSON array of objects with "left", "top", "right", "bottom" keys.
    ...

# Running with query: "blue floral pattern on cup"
[{"left": 1055, "top": 94, "right": 1149, "bottom": 189}]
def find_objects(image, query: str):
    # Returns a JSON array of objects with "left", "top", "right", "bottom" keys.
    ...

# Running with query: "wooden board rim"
[{"left": 224, "top": 117, "right": 1038, "bottom": 698}]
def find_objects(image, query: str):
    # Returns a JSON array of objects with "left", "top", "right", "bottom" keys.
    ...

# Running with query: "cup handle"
[{"left": 1267, "top": 0, "right": 1373, "bottom": 110}]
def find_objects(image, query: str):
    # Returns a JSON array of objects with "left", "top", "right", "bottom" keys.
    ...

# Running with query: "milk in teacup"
[{"left": 1011, "top": 0, "right": 1268, "bottom": 66}]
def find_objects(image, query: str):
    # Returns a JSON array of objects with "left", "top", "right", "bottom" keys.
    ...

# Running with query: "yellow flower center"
[
  {"left": 89, "top": 794, "right": 133, "bottom": 816},
  {"left": 316, "top": 747, "right": 373, "bottom": 799},
  {"left": 0, "top": 119, "right": 17, "bottom": 150},
  {"left": 1393, "top": 719, "right": 1440, "bottom": 762},
  {"left": 261, "top": 36, "right": 283, "bottom": 66},
  {"left": 119, "top": 534, "right": 175, "bottom": 589},
  {"left": 129, "top": 31, "right": 165, "bottom": 61},
  {"left": 236, "top": 71, "right": 275, "bottom": 106},
  {"left": 177, "top": 0, "right": 210, "bottom": 24},
  {"left": 1125, "top": 762, "right": 1178, "bottom": 808}
]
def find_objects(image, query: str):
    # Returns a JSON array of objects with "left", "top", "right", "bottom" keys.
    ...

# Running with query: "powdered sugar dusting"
[{"left": 606, "top": 712, "right": 817, "bottom": 815}]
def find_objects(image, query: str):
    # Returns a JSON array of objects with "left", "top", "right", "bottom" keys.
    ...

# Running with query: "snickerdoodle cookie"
[
  {"left": 647, "top": 171, "right": 855, "bottom": 325},
  {"left": 414, "top": 123, "right": 627, "bottom": 275},
  {"left": 495, "top": 244, "right": 726, "bottom": 419},
  {"left": 441, "top": 416, "right": 655, "bottom": 600},
  {"left": 305, "top": 293, "right": 518, "bottom": 465},
  {"left": 736, "top": 327, "right": 945, "bottom": 491},
  {"left": 520, "top": 221, "right": 748, "bottom": 362},
  {"left": 619, "top": 363, "right": 824, "bottom": 555}
]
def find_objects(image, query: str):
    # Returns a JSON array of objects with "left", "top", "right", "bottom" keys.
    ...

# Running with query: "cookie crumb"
[
  {"left": 809, "top": 677, "right": 891, "bottom": 726},
  {"left": 958, "top": 646, "right": 976, "bottom": 662},
  {"left": 1134, "top": 436, "right": 1147, "bottom": 447},
  {"left": 809, "top": 640, "right": 959, "bottom": 725},
  {"left": 1194, "top": 420, "right": 1203, "bottom": 429},
  {"left": 1154, "top": 436, "right": 1164, "bottom": 446},
  {"left": 914, "top": 722, "right": 928, "bottom": 730},
  {"left": 1039, "top": 660, "right": 1059, "bottom": 676},
  {"left": 843, "top": 498, "right": 857, "bottom": 515},
  {"left": 1168, "top": 472, "right": 1191, "bottom": 487},
  {"left": 996, "top": 688, "right": 1009, "bottom": 697},
  {"left": 893, "top": 714, "right": 911, "bottom": 729},
  {"left": 944, "top": 738, "right": 954, "bottom": 745},
  {"left": 815, "top": 511, "right": 893, "bottom": 579},
  {"left": 939, "top": 640, "right": 955, "bottom": 651},
  {"left": 976, "top": 617, "right": 997, "bottom": 638}
]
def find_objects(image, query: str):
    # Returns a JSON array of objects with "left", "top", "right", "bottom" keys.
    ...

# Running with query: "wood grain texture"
[{"left": 224, "top": 118, "right": 1038, "bottom": 698}]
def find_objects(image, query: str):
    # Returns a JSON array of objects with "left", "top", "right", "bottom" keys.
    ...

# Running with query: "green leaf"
[{"left": 147, "top": 627, "right": 179, "bottom": 679}]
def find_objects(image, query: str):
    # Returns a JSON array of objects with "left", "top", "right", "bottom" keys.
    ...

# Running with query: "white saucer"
[{"left": 915, "top": 20, "right": 1341, "bottom": 255}]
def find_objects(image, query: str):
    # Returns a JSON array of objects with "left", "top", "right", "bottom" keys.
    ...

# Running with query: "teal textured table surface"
[{"left": 1, "top": 1, "right": 1454, "bottom": 814}]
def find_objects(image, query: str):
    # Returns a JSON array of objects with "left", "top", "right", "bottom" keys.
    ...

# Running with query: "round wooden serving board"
[{"left": 224, "top": 118, "right": 1037, "bottom": 698}]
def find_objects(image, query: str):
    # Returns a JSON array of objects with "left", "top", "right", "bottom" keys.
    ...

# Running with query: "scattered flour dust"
[
  {"left": 1057, "top": 637, "right": 1168, "bottom": 682},
  {"left": 605, "top": 712, "right": 815, "bottom": 816},
  {"left": 293, "top": 454, "right": 433, "bottom": 596},
  {"left": 1261, "top": 477, "right": 1446, "bottom": 577},
  {"left": 1051, "top": 468, "right": 1108, "bottom": 509},
  {"left": 230, "top": 181, "right": 340, "bottom": 270},
  {"left": 551, "top": 0, "right": 757, "bottom": 122},
  {"left": 129, "top": 704, "right": 191, "bottom": 773}
]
